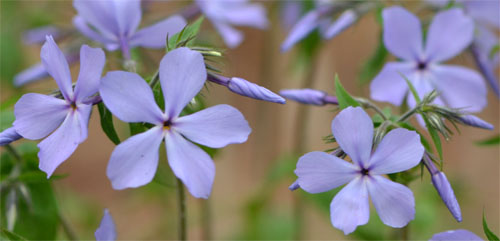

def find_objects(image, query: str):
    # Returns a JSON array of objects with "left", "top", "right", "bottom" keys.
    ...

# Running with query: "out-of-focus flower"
[
  {"left": 0, "top": 127, "right": 22, "bottom": 146},
  {"left": 293, "top": 107, "right": 424, "bottom": 234},
  {"left": 281, "top": 0, "right": 303, "bottom": 30},
  {"left": 429, "top": 229, "right": 483, "bottom": 241},
  {"left": 13, "top": 36, "right": 105, "bottom": 177},
  {"left": 100, "top": 48, "right": 251, "bottom": 198},
  {"left": 280, "top": 88, "right": 338, "bottom": 106},
  {"left": 73, "top": 0, "right": 186, "bottom": 59},
  {"left": 22, "top": 26, "right": 61, "bottom": 45},
  {"left": 95, "top": 209, "right": 116, "bottom": 241},
  {"left": 196, "top": 0, "right": 268, "bottom": 48},
  {"left": 370, "top": 7, "right": 487, "bottom": 114}
]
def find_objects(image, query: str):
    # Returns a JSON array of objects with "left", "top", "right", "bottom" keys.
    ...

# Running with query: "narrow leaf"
[
  {"left": 334, "top": 74, "right": 360, "bottom": 109},
  {"left": 401, "top": 73, "right": 421, "bottom": 104},
  {"left": 423, "top": 116, "right": 443, "bottom": 160},
  {"left": 1, "top": 228, "right": 28, "bottom": 241},
  {"left": 97, "top": 103, "right": 120, "bottom": 145},
  {"left": 167, "top": 16, "right": 204, "bottom": 50},
  {"left": 476, "top": 134, "right": 500, "bottom": 146},
  {"left": 483, "top": 211, "right": 500, "bottom": 241}
]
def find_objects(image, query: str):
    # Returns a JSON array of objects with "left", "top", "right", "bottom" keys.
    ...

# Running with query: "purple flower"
[
  {"left": 370, "top": 7, "right": 487, "bottom": 113},
  {"left": 23, "top": 25, "right": 61, "bottom": 45},
  {"left": 0, "top": 127, "right": 22, "bottom": 146},
  {"left": 281, "top": 0, "right": 303, "bottom": 30},
  {"left": 73, "top": 0, "right": 186, "bottom": 59},
  {"left": 430, "top": 229, "right": 483, "bottom": 241},
  {"left": 280, "top": 88, "right": 338, "bottom": 106},
  {"left": 13, "top": 36, "right": 105, "bottom": 177},
  {"left": 294, "top": 107, "right": 424, "bottom": 234},
  {"left": 95, "top": 209, "right": 117, "bottom": 241},
  {"left": 196, "top": 0, "right": 268, "bottom": 48},
  {"left": 100, "top": 47, "right": 251, "bottom": 198},
  {"left": 458, "top": 115, "right": 494, "bottom": 130}
]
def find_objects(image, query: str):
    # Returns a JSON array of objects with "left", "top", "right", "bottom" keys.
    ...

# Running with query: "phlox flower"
[
  {"left": 293, "top": 107, "right": 424, "bottom": 234},
  {"left": 73, "top": 0, "right": 186, "bottom": 59},
  {"left": 95, "top": 209, "right": 117, "bottom": 241},
  {"left": 430, "top": 229, "right": 483, "bottom": 241},
  {"left": 196, "top": 0, "right": 268, "bottom": 48},
  {"left": 13, "top": 36, "right": 105, "bottom": 177},
  {"left": 370, "top": 7, "right": 487, "bottom": 113},
  {"left": 100, "top": 47, "right": 251, "bottom": 199}
]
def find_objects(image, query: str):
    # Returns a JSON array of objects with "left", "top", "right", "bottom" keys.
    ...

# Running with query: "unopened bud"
[
  {"left": 458, "top": 115, "right": 494, "bottom": 130},
  {"left": 280, "top": 88, "right": 338, "bottom": 106},
  {"left": 289, "top": 180, "right": 300, "bottom": 191},
  {"left": 322, "top": 9, "right": 357, "bottom": 39},
  {"left": 0, "top": 127, "right": 22, "bottom": 146},
  {"left": 228, "top": 77, "right": 286, "bottom": 104}
]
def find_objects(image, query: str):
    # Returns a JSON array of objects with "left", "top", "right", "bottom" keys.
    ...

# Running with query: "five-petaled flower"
[
  {"left": 293, "top": 107, "right": 424, "bottom": 234},
  {"left": 73, "top": 0, "right": 187, "bottom": 59},
  {"left": 13, "top": 36, "right": 105, "bottom": 177},
  {"left": 370, "top": 7, "right": 487, "bottom": 113},
  {"left": 100, "top": 47, "right": 251, "bottom": 199}
]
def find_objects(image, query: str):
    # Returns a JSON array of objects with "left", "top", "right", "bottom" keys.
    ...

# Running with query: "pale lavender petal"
[
  {"left": 130, "top": 15, "right": 186, "bottom": 48},
  {"left": 458, "top": 115, "right": 494, "bottom": 130},
  {"left": 23, "top": 26, "right": 60, "bottom": 45},
  {"left": 370, "top": 62, "right": 417, "bottom": 106},
  {"left": 430, "top": 229, "right": 483, "bottom": 241},
  {"left": 0, "top": 127, "right": 22, "bottom": 146},
  {"left": 166, "top": 130, "right": 215, "bottom": 199},
  {"left": 13, "top": 93, "right": 69, "bottom": 140},
  {"left": 383, "top": 6, "right": 423, "bottom": 61},
  {"left": 330, "top": 177, "right": 369, "bottom": 235},
  {"left": 41, "top": 36, "right": 74, "bottom": 101},
  {"left": 280, "top": 88, "right": 327, "bottom": 106},
  {"left": 73, "top": 16, "right": 118, "bottom": 49},
  {"left": 323, "top": 9, "right": 357, "bottom": 39},
  {"left": 331, "top": 107, "right": 373, "bottom": 167},
  {"left": 281, "top": 10, "right": 321, "bottom": 52},
  {"left": 406, "top": 71, "right": 443, "bottom": 109},
  {"left": 431, "top": 172, "right": 462, "bottom": 222},
  {"left": 471, "top": 41, "right": 499, "bottom": 97},
  {"left": 76, "top": 104, "right": 92, "bottom": 142},
  {"left": 213, "top": 21, "right": 243, "bottom": 48},
  {"left": 113, "top": 0, "right": 142, "bottom": 37},
  {"left": 107, "top": 127, "right": 164, "bottom": 190},
  {"left": 367, "top": 175, "right": 415, "bottom": 228},
  {"left": 464, "top": 0, "right": 500, "bottom": 29},
  {"left": 99, "top": 71, "right": 164, "bottom": 125},
  {"left": 13, "top": 63, "right": 49, "bottom": 87},
  {"left": 295, "top": 151, "right": 358, "bottom": 194},
  {"left": 281, "top": 1, "right": 302, "bottom": 29},
  {"left": 431, "top": 65, "right": 487, "bottom": 112},
  {"left": 228, "top": 77, "right": 286, "bottom": 104},
  {"left": 95, "top": 209, "right": 117, "bottom": 241},
  {"left": 174, "top": 104, "right": 251, "bottom": 148},
  {"left": 38, "top": 110, "right": 86, "bottom": 177},
  {"left": 220, "top": 3, "right": 268, "bottom": 29},
  {"left": 74, "top": 45, "right": 105, "bottom": 102},
  {"left": 425, "top": 8, "right": 474, "bottom": 62},
  {"left": 159, "top": 47, "right": 206, "bottom": 119},
  {"left": 369, "top": 128, "right": 424, "bottom": 174},
  {"left": 73, "top": 0, "right": 119, "bottom": 40}
]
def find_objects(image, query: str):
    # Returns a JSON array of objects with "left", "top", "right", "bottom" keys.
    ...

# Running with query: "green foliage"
[
  {"left": 483, "top": 211, "right": 499, "bottom": 241},
  {"left": 334, "top": 75, "right": 360, "bottom": 109},
  {"left": 423, "top": 116, "right": 443, "bottom": 160},
  {"left": 167, "top": 17, "right": 204, "bottom": 51},
  {"left": 359, "top": 33, "right": 388, "bottom": 84},
  {"left": 402, "top": 74, "right": 421, "bottom": 104},
  {"left": 490, "top": 44, "right": 499, "bottom": 59},
  {"left": 476, "top": 134, "right": 500, "bottom": 146},
  {"left": 1, "top": 228, "right": 28, "bottom": 241},
  {"left": 97, "top": 103, "right": 121, "bottom": 145}
]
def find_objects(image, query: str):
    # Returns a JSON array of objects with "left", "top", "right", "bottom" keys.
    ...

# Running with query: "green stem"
[
  {"left": 59, "top": 213, "right": 77, "bottom": 241},
  {"left": 397, "top": 107, "right": 418, "bottom": 122},
  {"left": 177, "top": 178, "right": 187, "bottom": 241},
  {"left": 5, "top": 145, "right": 21, "bottom": 162},
  {"left": 357, "top": 98, "right": 388, "bottom": 121}
]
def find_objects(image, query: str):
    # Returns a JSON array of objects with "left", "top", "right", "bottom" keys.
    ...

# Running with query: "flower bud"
[
  {"left": 0, "top": 127, "right": 22, "bottom": 146},
  {"left": 322, "top": 9, "right": 357, "bottom": 39},
  {"left": 280, "top": 89, "right": 327, "bottom": 106},
  {"left": 13, "top": 64, "right": 50, "bottom": 87},
  {"left": 289, "top": 180, "right": 300, "bottom": 191},
  {"left": 458, "top": 115, "right": 494, "bottom": 130},
  {"left": 431, "top": 172, "right": 462, "bottom": 222},
  {"left": 228, "top": 77, "right": 286, "bottom": 104}
]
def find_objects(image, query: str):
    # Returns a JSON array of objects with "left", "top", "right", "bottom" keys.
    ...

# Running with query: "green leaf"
[
  {"left": 423, "top": 116, "right": 443, "bottom": 160},
  {"left": 97, "top": 103, "right": 120, "bottom": 145},
  {"left": 167, "top": 17, "right": 204, "bottom": 51},
  {"left": 334, "top": 74, "right": 360, "bottom": 109},
  {"left": 401, "top": 73, "right": 421, "bottom": 104},
  {"left": 476, "top": 134, "right": 500, "bottom": 146},
  {"left": 483, "top": 211, "right": 499, "bottom": 241},
  {"left": 129, "top": 123, "right": 147, "bottom": 136},
  {"left": 359, "top": 33, "right": 388, "bottom": 84},
  {"left": 489, "top": 44, "right": 499, "bottom": 60},
  {"left": 1, "top": 228, "right": 28, "bottom": 241}
]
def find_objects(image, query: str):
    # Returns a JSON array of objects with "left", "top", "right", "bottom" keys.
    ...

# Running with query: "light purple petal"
[
  {"left": 367, "top": 175, "right": 415, "bottom": 228},
  {"left": 213, "top": 21, "right": 243, "bottom": 48},
  {"left": 330, "top": 177, "right": 369, "bottom": 235},
  {"left": 13, "top": 63, "right": 49, "bottom": 87},
  {"left": 76, "top": 104, "right": 92, "bottom": 142},
  {"left": 281, "top": 10, "right": 321, "bottom": 52},
  {"left": 406, "top": 71, "right": 446, "bottom": 109},
  {"left": 38, "top": 110, "right": 86, "bottom": 177},
  {"left": 73, "top": 16, "right": 116, "bottom": 47},
  {"left": 220, "top": 3, "right": 268, "bottom": 29},
  {"left": 228, "top": 77, "right": 286, "bottom": 104},
  {"left": 295, "top": 151, "right": 358, "bottom": 194},
  {"left": 281, "top": 0, "right": 302, "bottom": 29},
  {"left": 99, "top": 71, "right": 164, "bottom": 125},
  {"left": 174, "top": 104, "right": 251, "bottom": 148},
  {"left": 73, "top": 0, "right": 119, "bottom": 40},
  {"left": 13, "top": 93, "right": 69, "bottom": 140},
  {"left": 165, "top": 130, "right": 215, "bottom": 199},
  {"left": 23, "top": 25, "right": 60, "bottom": 45},
  {"left": 431, "top": 172, "right": 462, "bottom": 222},
  {"left": 41, "top": 36, "right": 74, "bottom": 101},
  {"left": 431, "top": 65, "right": 487, "bottom": 112},
  {"left": 425, "top": 8, "right": 474, "bottom": 62},
  {"left": 369, "top": 128, "right": 424, "bottom": 175},
  {"left": 370, "top": 62, "right": 416, "bottom": 106},
  {"left": 0, "top": 127, "right": 22, "bottom": 146},
  {"left": 107, "top": 127, "right": 164, "bottom": 190},
  {"left": 130, "top": 15, "right": 186, "bottom": 48},
  {"left": 430, "top": 229, "right": 483, "bottom": 241},
  {"left": 323, "top": 9, "right": 357, "bottom": 39},
  {"left": 382, "top": 6, "right": 423, "bottom": 61},
  {"left": 74, "top": 45, "right": 105, "bottom": 102},
  {"left": 113, "top": 0, "right": 142, "bottom": 37},
  {"left": 159, "top": 47, "right": 207, "bottom": 119},
  {"left": 331, "top": 107, "right": 373, "bottom": 167},
  {"left": 95, "top": 209, "right": 117, "bottom": 241},
  {"left": 464, "top": 0, "right": 500, "bottom": 29}
]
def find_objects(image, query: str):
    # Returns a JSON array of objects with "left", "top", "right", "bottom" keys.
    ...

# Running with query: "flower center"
[
  {"left": 70, "top": 102, "right": 77, "bottom": 110},
  {"left": 163, "top": 120, "right": 172, "bottom": 130},
  {"left": 417, "top": 61, "right": 427, "bottom": 70},
  {"left": 360, "top": 168, "right": 370, "bottom": 176}
]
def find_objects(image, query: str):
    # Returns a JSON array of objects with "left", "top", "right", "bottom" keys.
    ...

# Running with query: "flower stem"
[
  {"left": 59, "top": 213, "right": 78, "bottom": 241},
  {"left": 176, "top": 178, "right": 187, "bottom": 241},
  {"left": 397, "top": 107, "right": 418, "bottom": 122}
]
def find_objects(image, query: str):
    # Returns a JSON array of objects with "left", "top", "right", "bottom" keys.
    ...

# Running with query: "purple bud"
[
  {"left": 289, "top": 180, "right": 300, "bottom": 191},
  {"left": 323, "top": 9, "right": 357, "bottom": 39},
  {"left": 0, "top": 127, "right": 22, "bottom": 146},
  {"left": 13, "top": 63, "right": 49, "bottom": 87},
  {"left": 228, "top": 77, "right": 286, "bottom": 104},
  {"left": 23, "top": 26, "right": 61, "bottom": 45},
  {"left": 431, "top": 172, "right": 463, "bottom": 222},
  {"left": 280, "top": 88, "right": 327, "bottom": 105},
  {"left": 458, "top": 115, "right": 494, "bottom": 130}
]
